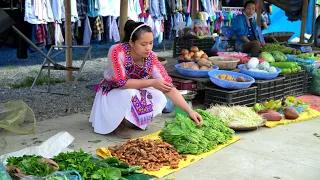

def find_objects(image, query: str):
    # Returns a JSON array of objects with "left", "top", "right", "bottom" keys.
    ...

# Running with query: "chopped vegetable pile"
[
  {"left": 108, "top": 138, "right": 181, "bottom": 171},
  {"left": 206, "top": 105, "right": 265, "bottom": 127},
  {"left": 159, "top": 109, "right": 234, "bottom": 155}
]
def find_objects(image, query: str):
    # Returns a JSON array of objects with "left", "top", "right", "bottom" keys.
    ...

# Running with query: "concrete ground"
[{"left": 1, "top": 110, "right": 320, "bottom": 180}]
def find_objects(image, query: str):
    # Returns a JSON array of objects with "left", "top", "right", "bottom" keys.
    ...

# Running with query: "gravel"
[{"left": 0, "top": 50, "right": 173, "bottom": 122}]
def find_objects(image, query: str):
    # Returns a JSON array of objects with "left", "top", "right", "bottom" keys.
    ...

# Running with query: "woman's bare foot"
[{"left": 114, "top": 122, "right": 131, "bottom": 139}]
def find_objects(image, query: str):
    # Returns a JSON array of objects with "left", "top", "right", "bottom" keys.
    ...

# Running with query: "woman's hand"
[
  {"left": 188, "top": 110, "right": 203, "bottom": 126},
  {"left": 152, "top": 79, "right": 172, "bottom": 92}
]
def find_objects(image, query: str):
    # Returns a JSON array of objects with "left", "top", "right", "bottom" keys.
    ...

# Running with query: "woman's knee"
[{"left": 251, "top": 40, "right": 261, "bottom": 46}]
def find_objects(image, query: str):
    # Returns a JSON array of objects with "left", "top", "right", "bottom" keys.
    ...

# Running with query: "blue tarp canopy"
[{"left": 263, "top": 0, "right": 316, "bottom": 40}]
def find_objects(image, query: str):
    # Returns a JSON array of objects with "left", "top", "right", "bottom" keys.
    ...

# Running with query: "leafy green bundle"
[
  {"left": 262, "top": 43, "right": 300, "bottom": 55},
  {"left": 159, "top": 109, "right": 234, "bottom": 155},
  {"left": 6, "top": 155, "right": 56, "bottom": 177},
  {"left": 52, "top": 150, "right": 140, "bottom": 180}
]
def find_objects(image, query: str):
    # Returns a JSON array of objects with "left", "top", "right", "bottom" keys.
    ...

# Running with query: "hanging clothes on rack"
[
  {"left": 83, "top": 16, "right": 92, "bottom": 45},
  {"left": 51, "top": 0, "right": 65, "bottom": 23},
  {"left": 77, "top": 0, "right": 88, "bottom": 20},
  {"left": 138, "top": 0, "right": 149, "bottom": 22},
  {"left": 87, "top": 0, "right": 100, "bottom": 17},
  {"left": 55, "top": 23, "right": 64, "bottom": 47},
  {"left": 128, "top": 0, "right": 142, "bottom": 21},
  {"left": 166, "top": 0, "right": 176, "bottom": 14},
  {"left": 98, "top": 0, "right": 120, "bottom": 17},
  {"left": 91, "top": 16, "right": 104, "bottom": 41},
  {"left": 149, "top": 0, "right": 161, "bottom": 19},
  {"left": 25, "top": 0, "right": 53, "bottom": 24}
]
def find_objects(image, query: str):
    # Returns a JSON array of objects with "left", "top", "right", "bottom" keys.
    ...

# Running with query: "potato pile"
[
  {"left": 178, "top": 46, "right": 209, "bottom": 61},
  {"left": 215, "top": 74, "right": 252, "bottom": 82},
  {"left": 180, "top": 58, "right": 213, "bottom": 70}
]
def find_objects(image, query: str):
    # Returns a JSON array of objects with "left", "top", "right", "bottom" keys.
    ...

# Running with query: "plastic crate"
[
  {"left": 304, "top": 71, "right": 313, "bottom": 94},
  {"left": 172, "top": 78, "right": 197, "bottom": 91},
  {"left": 280, "top": 70, "right": 305, "bottom": 96},
  {"left": 254, "top": 77, "right": 285, "bottom": 102},
  {"left": 173, "top": 37, "right": 215, "bottom": 57},
  {"left": 204, "top": 85, "right": 257, "bottom": 108}
]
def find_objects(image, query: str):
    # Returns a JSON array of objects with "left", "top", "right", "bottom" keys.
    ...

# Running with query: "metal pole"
[{"left": 64, "top": 0, "right": 73, "bottom": 81}]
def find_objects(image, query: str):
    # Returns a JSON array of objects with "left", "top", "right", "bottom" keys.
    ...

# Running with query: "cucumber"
[
  {"left": 271, "top": 62, "right": 297, "bottom": 69},
  {"left": 280, "top": 68, "right": 292, "bottom": 74}
]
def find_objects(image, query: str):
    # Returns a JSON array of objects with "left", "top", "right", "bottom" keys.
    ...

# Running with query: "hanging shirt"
[
  {"left": 98, "top": 0, "right": 120, "bottom": 17},
  {"left": 166, "top": 0, "right": 176, "bottom": 14},
  {"left": 34, "top": 0, "right": 54, "bottom": 23},
  {"left": 128, "top": 0, "right": 142, "bottom": 21},
  {"left": 83, "top": 16, "right": 92, "bottom": 45},
  {"left": 71, "top": 0, "right": 79, "bottom": 22},
  {"left": 77, "top": 0, "right": 88, "bottom": 19},
  {"left": 159, "top": 0, "right": 167, "bottom": 16},
  {"left": 51, "top": 0, "right": 65, "bottom": 22},
  {"left": 55, "top": 23, "right": 64, "bottom": 47},
  {"left": 88, "top": 0, "right": 100, "bottom": 17},
  {"left": 25, "top": 0, "right": 42, "bottom": 24},
  {"left": 25, "top": 0, "right": 54, "bottom": 24},
  {"left": 149, "top": 0, "right": 161, "bottom": 19},
  {"left": 139, "top": 0, "right": 149, "bottom": 18}
]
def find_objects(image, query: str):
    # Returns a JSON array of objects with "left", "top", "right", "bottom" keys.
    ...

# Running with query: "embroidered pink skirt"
[{"left": 89, "top": 87, "right": 167, "bottom": 134}]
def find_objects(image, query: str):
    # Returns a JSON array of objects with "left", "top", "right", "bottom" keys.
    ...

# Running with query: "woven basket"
[
  {"left": 175, "top": 64, "right": 219, "bottom": 78},
  {"left": 238, "top": 64, "right": 282, "bottom": 80},
  {"left": 263, "top": 32, "right": 294, "bottom": 43},
  {"left": 208, "top": 56, "right": 240, "bottom": 70},
  {"left": 208, "top": 70, "right": 255, "bottom": 89}
]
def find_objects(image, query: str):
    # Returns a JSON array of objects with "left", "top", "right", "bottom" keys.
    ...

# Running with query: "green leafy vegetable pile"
[
  {"left": 6, "top": 150, "right": 141, "bottom": 180},
  {"left": 262, "top": 43, "right": 301, "bottom": 55},
  {"left": 6, "top": 155, "right": 56, "bottom": 177},
  {"left": 295, "top": 53, "right": 318, "bottom": 60},
  {"left": 52, "top": 150, "right": 141, "bottom": 180},
  {"left": 159, "top": 109, "right": 234, "bottom": 155}
]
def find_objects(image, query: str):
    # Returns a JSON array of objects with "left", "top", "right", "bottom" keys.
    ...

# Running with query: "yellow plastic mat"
[
  {"left": 265, "top": 108, "right": 320, "bottom": 128},
  {"left": 96, "top": 131, "right": 241, "bottom": 179}
]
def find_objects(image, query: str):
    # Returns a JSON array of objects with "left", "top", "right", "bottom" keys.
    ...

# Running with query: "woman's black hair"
[
  {"left": 244, "top": 0, "right": 256, "bottom": 9},
  {"left": 122, "top": 20, "right": 153, "bottom": 43}
]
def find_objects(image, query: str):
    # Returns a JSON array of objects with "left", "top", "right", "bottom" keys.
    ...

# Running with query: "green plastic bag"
[{"left": 0, "top": 100, "right": 36, "bottom": 135}]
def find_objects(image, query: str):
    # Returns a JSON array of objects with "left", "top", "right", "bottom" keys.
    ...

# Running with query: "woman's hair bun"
[{"left": 124, "top": 20, "right": 136, "bottom": 32}]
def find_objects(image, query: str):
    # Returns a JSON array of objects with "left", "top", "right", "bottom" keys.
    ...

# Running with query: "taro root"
[{"left": 284, "top": 107, "right": 299, "bottom": 120}]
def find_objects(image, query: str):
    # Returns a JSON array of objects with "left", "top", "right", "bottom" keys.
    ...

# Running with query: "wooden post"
[
  {"left": 300, "top": 0, "right": 309, "bottom": 43},
  {"left": 191, "top": 0, "right": 198, "bottom": 20},
  {"left": 120, "top": 0, "right": 129, "bottom": 41},
  {"left": 256, "top": 0, "right": 263, "bottom": 27},
  {"left": 64, "top": 0, "right": 73, "bottom": 81}
]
